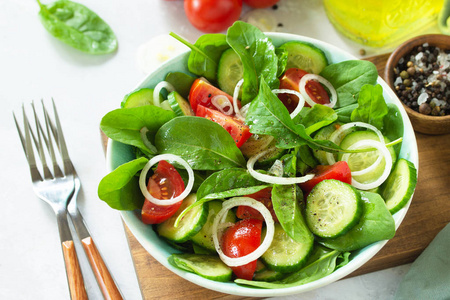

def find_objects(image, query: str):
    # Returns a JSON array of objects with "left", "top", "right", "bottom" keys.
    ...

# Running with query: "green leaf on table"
[
  {"left": 155, "top": 116, "right": 246, "bottom": 170},
  {"left": 350, "top": 84, "right": 388, "bottom": 130},
  {"left": 100, "top": 106, "right": 176, "bottom": 156},
  {"left": 226, "top": 21, "right": 279, "bottom": 105},
  {"left": 37, "top": 0, "right": 118, "bottom": 54},
  {"left": 97, "top": 157, "right": 148, "bottom": 210},
  {"left": 320, "top": 60, "right": 378, "bottom": 108}
]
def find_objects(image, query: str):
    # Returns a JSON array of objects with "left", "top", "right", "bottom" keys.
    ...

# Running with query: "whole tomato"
[
  {"left": 184, "top": 0, "right": 243, "bottom": 33},
  {"left": 243, "top": 0, "right": 279, "bottom": 8}
]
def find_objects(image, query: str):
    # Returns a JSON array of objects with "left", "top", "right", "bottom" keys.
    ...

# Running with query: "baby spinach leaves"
[
  {"left": 226, "top": 21, "right": 279, "bottom": 105},
  {"left": 37, "top": 0, "right": 118, "bottom": 54},
  {"left": 170, "top": 33, "right": 230, "bottom": 82},
  {"left": 100, "top": 106, "right": 176, "bottom": 156},
  {"left": 98, "top": 157, "right": 148, "bottom": 210},
  {"left": 350, "top": 84, "right": 388, "bottom": 130},
  {"left": 320, "top": 60, "right": 378, "bottom": 108},
  {"left": 155, "top": 117, "right": 246, "bottom": 170}
]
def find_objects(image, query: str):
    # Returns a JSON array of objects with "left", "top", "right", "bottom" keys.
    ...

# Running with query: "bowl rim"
[
  {"left": 107, "top": 31, "right": 419, "bottom": 297},
  {"left": 384, "top": 34, "right": 450, "bottom": 122}
]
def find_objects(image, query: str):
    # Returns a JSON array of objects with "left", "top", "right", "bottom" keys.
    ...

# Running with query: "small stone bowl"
[{"left": 384, "top": 34, "right": 450, "bottom": 135}]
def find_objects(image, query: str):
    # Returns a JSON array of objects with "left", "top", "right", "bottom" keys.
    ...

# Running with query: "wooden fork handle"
[
  {"left": 62, "top": 240, "right": 88, "bottom": 300},
  {"left": 81, "top": 237, "right": 123, "bottom": 300}
]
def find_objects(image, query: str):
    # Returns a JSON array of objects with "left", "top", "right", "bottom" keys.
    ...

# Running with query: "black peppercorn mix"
[{"left": 393, "top": 43, "right": 450, "bottom": 116}]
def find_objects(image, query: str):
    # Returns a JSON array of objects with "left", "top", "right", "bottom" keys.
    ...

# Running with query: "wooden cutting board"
[{"left": 102, "top": 53, "right": 450, "bottom": 299}]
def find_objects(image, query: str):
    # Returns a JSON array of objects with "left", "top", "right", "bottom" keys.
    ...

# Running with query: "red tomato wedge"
[
  {"left": 299, "top": 161, "right": 352, "bottom": 195},
  {"left": 278, "top": 68, "right": 330, "bottom": 112},
  {"left": 221, "top": 218, "right": 263, "bottom": 280},
  {"left": 141, "top": 160, "right": 185, "bottom": 224},
  {"left": 196, "top": 105, "right": 252, "bottom": 147},
  {"left": 236, "top": 187, "right": 279, "bottom": 222},
  {"left": 189, "top": 78, "right": 236, "bottom": 113}
]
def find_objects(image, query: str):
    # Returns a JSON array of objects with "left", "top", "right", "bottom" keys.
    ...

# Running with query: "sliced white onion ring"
[
  {"left": 341, "top": 140, "right": 393, "bottom": 190},
  {"left": 326, "top": 122, "right": 385, "bottom": 165},
  {"left": 212, "top": 197, "right": 275, "bottom": 267},
  {"left": 233, "top": 79, "right": 245, "bottom": 121},
  {"left": 239, "top": 103, "right": 250, "bottom": 119},
  {"left": 153, "top": 81, "right": 175, "bottom": 107},
  {"left": 140, "top": 127, "right": 157, "bottom": 154},
  {"left": 139, "top": 154, "right": 194, "bottom": 206},
  {"left": 247, "top": 149, "right": 314, "bottom": 184},
  {"left": 299, "top": 74, "right": 337, "bottom": 108},
  {"left": 211, "top": 95, "right": 234, "bottom": 115},
  {"left": 271, "top": 89, "right": 305, "bottom": 118}
]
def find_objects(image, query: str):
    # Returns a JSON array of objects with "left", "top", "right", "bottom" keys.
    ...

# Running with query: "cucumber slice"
[
  {"left": 157, "top": 194, "right": 208, "bottom": 243},
  {"left": 167, "top": 91, "right": 194, "bottom": 116},
  {"left": 169, "top": 253, "right": 232, "bottom": 282},
  {"left": 190, "top": 200, "right": 236, "bottom": 251},
  {"left": 380, "top": 159, "right": 417, "bottom": 214},
  {"left": 121, "top": 88, "right": 156, "bottom": 108},
  {"left": 278, "top": 41, "right": 328, "bottom": 74},
  {"left": 254, "top": 267, "right": 285, "bottom": 282},
  {"left": 312, "top": 122, "right": 342, "bottom": 164},
  {"left": 306, "top": 179, "right": 362, "bottom": 238},
  {"left": 217, "top": 48, "right": 243, "bottom": 97},
  {"left": 338, "top": 131, "right": 396, "bottom": 184},
  {"left": 261, "top": 223, "right": 313, "bottom": 273},
  {"left": 240, "top": 135, "right": 285, "bottom": 166}
]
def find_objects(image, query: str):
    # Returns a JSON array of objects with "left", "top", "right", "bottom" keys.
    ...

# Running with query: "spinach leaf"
[
  {"left": 170, "top": 33, "right": 229, "bottom": 82},
  {"left": 246, "top": 78, "right": 342, "bottom": 153},
  {"left": 275, "top": 47, "right": 288, "bottom": 77},
  {"left": 335, "top": 104, "right": 358, "bottom": 123},
  {"left": 300, "top": 104, "right": 338, "bottom": 135},
  {"left": 226, "top": 21, "right": 279, "bottom": 105},
  {"left": 319, "top": 191, "right": 395, "bottom": 251},
  {"left": 272, "top": 184, "right": 313, "bottom": 243},
  {"left": 351, "top": 84, "right": 388, "bottom": 130},
  {"left": 383, "top": 103, "right": 404, "bottom": 157},
  {"left": 235, "top": 245, "right": 340, "bottom": 288},
  {"left": 320, "top": 60, "right": 378, "bottom": 108},
  {"left": 197, "top": 168, "right": 268, "bottom": 201},
  {"left": 155, "top": 116, "right": 246, "bottom": 170},
  {"left": 165, "top": 72, "right": 196, "bottom": 99},
  {"left": 37, "top": 0, "right": 117, "bottom": 54},
  {"left": 97, "top": 157, "right": 148, "bottom": 210},
  {"left": 100, "top": 106, "right": 176, "bottom": 155},
  {"left": 297, "top": 145, "right": 318, "bottom": 169}
]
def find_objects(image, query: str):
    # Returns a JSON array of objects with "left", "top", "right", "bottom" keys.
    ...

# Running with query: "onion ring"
[
  {"left": 299, "top": 74, "right": 337, "bottom": 108},
  {"left": 271, "top": 89, "right": 305, "bottom": 118},
  {"left": 153, "top": 81, "right": 175, "bottom": 107}
]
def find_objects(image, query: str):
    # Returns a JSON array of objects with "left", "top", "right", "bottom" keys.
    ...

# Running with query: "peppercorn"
[
  {"left": 419, "top": 103, "right": 432, "bottom": 115},
  {"left": 403, "top": 79, "right": 412, "bottom": 87},
  {"left": 407, "top": 67, "right": 416, "bottom": 76},
  {"left": 400, "top": 70, "right": 409, "bottom": 79},
  {"left": 407, "top": 61, "right": 414, "bottom": 67}
]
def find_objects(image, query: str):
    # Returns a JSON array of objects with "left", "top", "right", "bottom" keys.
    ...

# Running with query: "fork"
[
  {"left": 14, "top": 101, "right": 87, "bottom": 300},
  {"left": 43, "top": 101, "right": 123, "bottom": 300}
]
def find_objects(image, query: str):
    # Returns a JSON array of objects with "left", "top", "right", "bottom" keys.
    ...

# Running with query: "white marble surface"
[{"left": 0, "top": 0, "right": 440, "bottom": 299}]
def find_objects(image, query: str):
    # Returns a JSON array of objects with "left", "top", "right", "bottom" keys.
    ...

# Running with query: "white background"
[{"left": 0, "top": 0, "right": 441, "bottom": 299}]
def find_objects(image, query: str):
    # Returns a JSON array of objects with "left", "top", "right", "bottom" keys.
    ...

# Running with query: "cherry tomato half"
[
  {"left": 243, "top": 0, "right": 280, "bottom": 8},
  {"left": 298, "top": 161, "right": 351, "bottom": 196},
  {"left": 189, "top": 78, "right": 236, "bottom": 113},
  {"left": 221, "top": 218, "right": 263, "bottom": 280},
  {"left": 184, "top": 0, "right": 242, "bottom": 33},
  {"left": 236, "top": 187, "right": 279, "bottom": 222},
  {"left": 196, "top": 105, "right": 252, "bottom": 148},
  {"left": 141, "top": 160, "right": 185, "bottom": 224},
  {"left": 278, "top": 68, "right": 330, "bottom": 112}
]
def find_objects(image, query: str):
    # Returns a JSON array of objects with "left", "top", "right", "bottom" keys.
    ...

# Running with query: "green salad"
[{"left": 98, "top": 21, "right": 417, "bottom": 288}]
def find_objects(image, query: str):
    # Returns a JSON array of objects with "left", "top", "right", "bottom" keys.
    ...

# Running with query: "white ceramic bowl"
[{"left": 106, "top": 32, "right": 419, "bottom": 297}]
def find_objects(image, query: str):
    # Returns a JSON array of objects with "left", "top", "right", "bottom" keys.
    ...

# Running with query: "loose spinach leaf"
[
  {"left": 235, "top": 245, "right": 340, "bottom": 288},
  {"left": 320, "top": 60, "right": 378, "bottom": 108},
  {"left": 246, "top": 78, "right": 342, "bottom": 153},
  {"left": 319, "top": 191, "right": 395, "bottom": 251},
  {"left": 155, "top": 116, "right": 246, "bottom": 170},
  {"left": 170, "top": 33, "right": 229, "bottom": 82},
  {"left": 351, "top": 84, "right": 389, "bottom": 130},
  {"left": 100, "top": 106, "right": 176, "bottom": 155},
  {"left": 97, "top": 157, "right": 148, "bottom": 210},
  {"left": 37, "top": 0, "right": 117, "bottom": 54},
  {"left": 226, "top": 21, "right": 279, "bottom": 105},
  {"left": 272, "top": 184, "right": 313, "bottom": 243}
]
